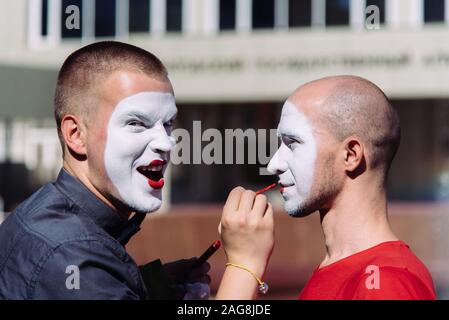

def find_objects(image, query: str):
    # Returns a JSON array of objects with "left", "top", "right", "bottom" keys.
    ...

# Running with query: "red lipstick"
[
  {"left": 192, "top": 240, "right": 222, "bottom": 268},
  {"left": 139, "top": 159, "right": 167, "bottom": 189},
  {"left": 149, "top": 159, "right": 166, "bottom": 166},
  {"left": 148, "top": 178, "right": 164, "bottom": 189}
]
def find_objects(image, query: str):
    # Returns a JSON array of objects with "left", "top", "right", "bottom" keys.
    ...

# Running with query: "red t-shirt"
[{"left": 299, "top": 241, "right": 436, "bottom": 300}]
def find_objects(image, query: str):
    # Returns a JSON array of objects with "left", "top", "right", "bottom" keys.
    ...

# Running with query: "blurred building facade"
[
  {"left": 2, "top": 0, "right": 449, "bottom": 208},
  {"left": 1, "top": 0, "right": 449, "bottom": 297}
]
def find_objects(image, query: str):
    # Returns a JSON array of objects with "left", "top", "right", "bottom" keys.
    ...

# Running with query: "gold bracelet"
[{"left": 225, "top": 263, "right": 269, "bottom": 294}]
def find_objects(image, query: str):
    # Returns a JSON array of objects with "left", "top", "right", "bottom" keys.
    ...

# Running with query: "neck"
[
  {"left": 63, "top": 160, "right": 132, "bottom": 220},
  {"left": 318, "top": 178, "right": 398, "bottom": 268}
]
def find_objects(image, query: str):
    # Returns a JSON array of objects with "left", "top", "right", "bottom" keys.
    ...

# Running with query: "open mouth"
[{"left": 137, "top": 159, "right": 166, "bottom": 189}]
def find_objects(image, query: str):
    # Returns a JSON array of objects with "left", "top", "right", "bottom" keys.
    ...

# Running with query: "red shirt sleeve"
[{"left": 352, "top": 267, "right": 436, "bottom": 300}]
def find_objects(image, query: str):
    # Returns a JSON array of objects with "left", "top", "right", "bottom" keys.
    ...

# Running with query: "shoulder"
[
  {"left": 1, "top": 181, "right": 128, "bottom": 262},
  {"left": 0, "top": 185, "right": 137, "bottom": 299},
  {"left": 337, "top": 242, "right": 436, "bottom": 300},
  {"left": 6, "top": 182, "right": 116, "bottom": 247},
  {"left": 351, "top": 266, "right": 436, "bottom": 300},
  {"left": 366, "top": 241, "right": 435, "bottom": 289}
]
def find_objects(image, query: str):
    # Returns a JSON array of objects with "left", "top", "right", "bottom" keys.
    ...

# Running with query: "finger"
[
  {"left": 223, "top": 186, "right": 244, "bottom": 213},
  {"left": 252, "top": 194, "right": 268, "bottom": 219},
  {"left": 182, "top": 257, "right": 197, "bottom": 269},
  {"left": 263, "top": 203, "right": 274, "bottom": 226},
  {"left": 187, "top": 274, "right": 211, "bottom": 285},
  {"left": 238, "top": 190, "right": 256, "bottom": 213},
  {"left": 173, "top": 258, "right": 195, "bottom": 281},
  {"left": 190, "top": 261, "right": 211, "bottom": 278}
]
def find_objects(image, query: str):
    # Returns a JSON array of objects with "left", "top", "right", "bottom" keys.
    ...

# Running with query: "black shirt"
[{"left": 0, "top": 169, "right": 148, "bottom": 299}]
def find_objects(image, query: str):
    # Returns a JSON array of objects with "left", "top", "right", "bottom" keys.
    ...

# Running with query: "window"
[
  {"left": 129, "top": 0, "right": 150, "bottom": 32},
  {"left": 325, "top": 0, "right": 349, "bottom": 26},
  {"left": 289, "top": 0, "right": 312, "bottom": 27},
  {"left": 41, "top": 0, "right": 48, "bottom": 36},
  {"left": 220, "top": 0, "right": 236, "bottom": 30},
  {"left": 424, "top": 0, "right": 445, "bottom": 23},
  {"left": 166, "top": 0, "right": 182, "bottom": 32},
  {"left": 253, "top": 0, "right": 275, "bottom": 29},
  {"left": 95, "top": 0, "right": 116, "bottom": 37},
  {"left": 61, "top": 0, "right": 82, "bottom": 38}
]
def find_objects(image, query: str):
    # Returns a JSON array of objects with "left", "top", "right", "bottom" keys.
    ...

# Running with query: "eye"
[
  {"left": 127, "top": 120, "right": 146, "bottom": 128},
  {"left": 283, "top": 136, "right": 302, "bottom": 149},
  {"left": 164, "top": 118, "right": 175, "bottom": 128}
]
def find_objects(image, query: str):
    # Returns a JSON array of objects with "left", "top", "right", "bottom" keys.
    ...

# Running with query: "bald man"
[{"left": 267, "top": 75, "right": 436, "bottom": 300}]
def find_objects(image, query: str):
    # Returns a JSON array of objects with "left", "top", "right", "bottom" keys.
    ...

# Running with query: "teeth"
[{"left": 140, "top": 165, "right": 163, "bottom": 171}]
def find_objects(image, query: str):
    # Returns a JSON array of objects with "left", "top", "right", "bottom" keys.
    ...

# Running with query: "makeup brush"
[{"left": 255, "top": 182, "right": 279, "bottom": 195}]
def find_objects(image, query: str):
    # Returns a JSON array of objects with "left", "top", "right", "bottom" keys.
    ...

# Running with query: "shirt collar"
[{"left": 54, "top": 168, "right": 130, "bottom": 240}]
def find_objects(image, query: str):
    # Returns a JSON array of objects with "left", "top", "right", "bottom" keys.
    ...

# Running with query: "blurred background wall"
[{"left": 1, "top": 0, "right": 449, "bottom": 299}]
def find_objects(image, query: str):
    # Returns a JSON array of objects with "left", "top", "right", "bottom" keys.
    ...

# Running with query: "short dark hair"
[{"left": 54, "top": 41, "right": 169, "bottom": 150}]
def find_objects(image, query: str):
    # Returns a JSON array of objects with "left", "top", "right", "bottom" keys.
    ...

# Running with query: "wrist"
[
  {"left": 225, "top": 259, "right": 266, "bottom": 278},
  {"left": 224, "top": 262, "right": 269, "bottom": 295}
]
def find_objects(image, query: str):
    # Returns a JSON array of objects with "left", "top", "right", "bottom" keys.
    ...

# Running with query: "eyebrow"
[
  {"left": 126, "top": 110, "right": 177, "bottom": 123},
  {"left": 278, "top": 124, "right": 303, "bottom": 137},
  {"left": 280, "top": 131, "right": 304, "bottom": 141},
  {"left": 126, "top": 111, "right": 153, "bottom": 121}
]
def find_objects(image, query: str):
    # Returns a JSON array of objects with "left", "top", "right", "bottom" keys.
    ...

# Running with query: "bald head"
[{"left": 290, "top": 75, "right": 401, "bottom": 177}]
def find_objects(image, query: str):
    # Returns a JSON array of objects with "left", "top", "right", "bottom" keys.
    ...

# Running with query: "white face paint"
[
  {"left": 267, "top": 100, "right": 317, "bottom": 216},
  {"left": 104, "top": 92, "right": 177, "bottom": 213}
]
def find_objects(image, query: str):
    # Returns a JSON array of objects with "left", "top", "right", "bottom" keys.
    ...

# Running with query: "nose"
[
  {"left": 148, "top": 122, "right": 175, "bottom": 154},
  {"left": 267, "top": 147, "right": 288, "bottom": 175}
]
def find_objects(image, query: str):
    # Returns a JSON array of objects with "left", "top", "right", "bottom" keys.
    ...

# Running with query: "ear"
[
  {"left": 342, "top": 137, "right": 364, "bottom": 173},
  {"left": 61, "top": 114, "right": 87, "bottom": 156}
]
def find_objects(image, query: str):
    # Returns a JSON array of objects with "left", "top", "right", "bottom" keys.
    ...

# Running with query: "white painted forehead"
[
  {"left": 280, "top": 100, "right": 302, "bottom": 117},
  {"left": 277, "top": 100, "right": 313, "bottom": 133},
  {"left": 114, "top": 91, "right": 177, "bottom": 116}
]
